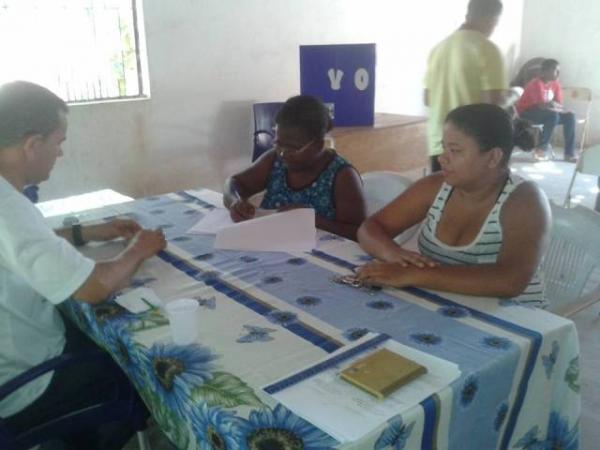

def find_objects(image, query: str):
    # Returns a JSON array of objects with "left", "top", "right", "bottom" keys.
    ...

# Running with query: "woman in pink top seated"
[{"left": 515, "top": 58, "right": 576, "bottom": 162}]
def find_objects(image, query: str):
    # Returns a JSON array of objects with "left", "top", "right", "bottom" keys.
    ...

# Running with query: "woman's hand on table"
[
  {"left": 381, "top": 247, "right": 439, "bottom": 268},
  {"left": 355, "top": 261, "right": 418, "bottom": 288},
  {"left": 229, "top": 199, "right": 256, "bottom": 222},
  {"left": 83, "top": 219, "right": 142, "bottom": 242},
  {"left": 354, "top": 249, "right": 439, "bottom": 288}
]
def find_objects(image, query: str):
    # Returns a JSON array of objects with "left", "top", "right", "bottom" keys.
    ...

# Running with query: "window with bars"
[{"left": 0, "top": 0, "right": 147, "bottom": 103}]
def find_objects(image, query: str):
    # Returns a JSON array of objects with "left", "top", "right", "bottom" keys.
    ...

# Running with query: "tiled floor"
[
  {"left": 511, "top": 151, "right": 599, "bottom": 210},
  {"left": 125, "top": 152, "right": 600, "bottom": 449}
]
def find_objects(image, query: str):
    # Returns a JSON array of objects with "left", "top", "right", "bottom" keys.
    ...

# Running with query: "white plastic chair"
[
  {"left": 362, "top": 171, "right": 418, "bottom": 245},
  {"left": 542, "top": 202, "right": 600, "bottom": 317},
  {"left": 562, "top": 87, "right": 592, "bottom": 154},
  {"left": 564, "top": 143, "right": 600, "bottom": 207}
]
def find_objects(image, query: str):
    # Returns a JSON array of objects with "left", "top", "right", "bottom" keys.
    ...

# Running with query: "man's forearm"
[{"left": 72, "top": 246, "right": 148, "bottom": 304}]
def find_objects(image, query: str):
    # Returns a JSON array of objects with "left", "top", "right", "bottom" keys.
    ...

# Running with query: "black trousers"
[{"left": 4, "top": 312, "right": 141, "bottom": 449}]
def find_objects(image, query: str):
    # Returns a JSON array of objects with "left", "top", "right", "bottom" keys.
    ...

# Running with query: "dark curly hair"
[
  {"left": 275, "top": 95, "right": 333, "bottom": 140},
  {"left": 445, "top": 104, "right": 537, "bottom": 162}
]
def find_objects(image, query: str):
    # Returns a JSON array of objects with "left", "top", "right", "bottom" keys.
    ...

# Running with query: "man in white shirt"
[{"left": 0, "top": 81, "right": 166, "bottom": 448}]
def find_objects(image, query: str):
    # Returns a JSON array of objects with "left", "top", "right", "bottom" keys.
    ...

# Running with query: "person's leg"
[
  {"left": 520, "top": 108, "right": 560, "bottom": 153},
  {"left": 4, "top": 315, "right": 143, "bottom": 449},
  {"left": 559, "top": 111, "right": 576, "bottom": 159},
  {"left": 430, "top": 155, "right": 441, "bottom": 173}
]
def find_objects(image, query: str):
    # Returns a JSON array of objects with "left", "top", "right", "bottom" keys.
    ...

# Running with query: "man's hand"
[
  {"left": 127, "top": 229, "right": 167, "bottom": 259},
  {"left": 73, "top": 228, "right": 166, "bottom": 304},
  {"left": 83, "top": 219, "right": 142, "bottom": 242},
  {"left": 229, "top": 200, "right": 256, "bottom": 222}
]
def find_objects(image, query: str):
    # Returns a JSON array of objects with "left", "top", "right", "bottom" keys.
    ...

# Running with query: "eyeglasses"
[{"left": 274, "top": 139, "right": 315, "bottom": 156}]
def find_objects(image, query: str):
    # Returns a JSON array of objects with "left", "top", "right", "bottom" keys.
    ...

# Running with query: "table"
[
  {"left": 57, "top": 189, "right": 581, "bottom": 450},
  {"left": 331, "top": 114, "right": 429, "bottom": 174}
]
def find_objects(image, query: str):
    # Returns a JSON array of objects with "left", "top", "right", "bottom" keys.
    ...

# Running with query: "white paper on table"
[
  {"left": 187, "top": 208, "right": 274, "bottom": 235},
  {"left": 264, "top": 336, "right": 460, "bottom": 443},
  {"left": 115, "top": 287, "right": 163, "bottom": 313},
  {"left": 188, "top": 209, "right": 233, "bottom": 234},
  {"left": 190, "top": 189, "right": 224, "bottom": 208},
  {"left": 215, "top": 208, "right": 316, "bottom": 252}
]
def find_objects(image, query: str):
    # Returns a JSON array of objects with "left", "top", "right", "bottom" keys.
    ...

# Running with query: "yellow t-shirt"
[{"left": 424, "top": 30, "right": 507, "bottom": 156}]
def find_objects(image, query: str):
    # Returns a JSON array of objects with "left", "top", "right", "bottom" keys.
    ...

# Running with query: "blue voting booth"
[{"left": 300, "top": 43, "right": 376, "bottom": 126}]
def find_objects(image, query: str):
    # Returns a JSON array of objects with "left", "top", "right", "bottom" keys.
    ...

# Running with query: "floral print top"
[{"left": 260, "top": 152, "right": 350, "bottom": 220}]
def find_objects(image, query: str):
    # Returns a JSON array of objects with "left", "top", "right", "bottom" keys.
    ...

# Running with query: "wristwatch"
[{"left": 72, "top": 224, "right": 86, "bottom": 247}]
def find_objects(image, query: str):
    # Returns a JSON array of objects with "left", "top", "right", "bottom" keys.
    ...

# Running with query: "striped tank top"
[{"left": 418, "top": 176, "right": 546, "bottom": 307}]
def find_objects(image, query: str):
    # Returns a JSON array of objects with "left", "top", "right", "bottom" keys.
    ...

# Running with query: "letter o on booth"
[{"left": 354, "top": 68, "right": 369, "bottom": 91}]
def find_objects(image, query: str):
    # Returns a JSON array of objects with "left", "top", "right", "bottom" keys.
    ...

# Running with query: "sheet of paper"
[
  {"left": 265, "top": 336, "right": 460, "bottom": 443},
  {"left": 188, "top": 209, "right": 234, "bottom": 234},
  {"left": 115, "top": 287, "right": 163, "bottom": 313},
  {"left": 188, "top": 208, "right": 274, "bottom": 235},
  {"left": 185, "top": 189, "right": 223, "bottom": 208},
  {"left": 215, "top": 208, "right": 316, "bottom": 252}
]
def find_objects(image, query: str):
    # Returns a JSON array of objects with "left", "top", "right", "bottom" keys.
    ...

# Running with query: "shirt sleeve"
[
  {"left": 554, "top": 81, "right": 564, "bottom": 104},
  {"left": 480, "top": 42, "right": 508, "bottom": 91},
  {"left": 424, "top": 50, "right": 434, "bottom": 88},
  {"left": 0, "top": 194, "right": 95, "bottom": 305}
]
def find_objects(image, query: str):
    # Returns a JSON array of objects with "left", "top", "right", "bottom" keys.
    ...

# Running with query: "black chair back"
[{"left": 252, "top": 102, "right": 283, "bottom": 161}]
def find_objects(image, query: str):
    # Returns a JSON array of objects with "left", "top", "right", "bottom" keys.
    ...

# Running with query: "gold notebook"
[{"left": 340, "top": 348, "right": 427, "bottom": 399}]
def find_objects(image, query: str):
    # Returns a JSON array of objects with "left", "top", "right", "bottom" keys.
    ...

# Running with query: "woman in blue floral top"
[{"left": 224, "top": 95, "right": 365, "bottom": 240}]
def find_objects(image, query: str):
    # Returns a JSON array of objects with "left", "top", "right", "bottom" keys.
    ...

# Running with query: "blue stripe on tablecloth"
[
  {"left": 175, "top": 190, "right": 217, "bottom": 209},
  {"left": 264, "top": 333, "right": 389, "bottom": 395},
  {"left": 311, "top": 249, "right": 358, "bottom": 270},
  {"left": 309, "top": 249, "right": 542, "bottom": 450},
  {"left": 403, "top": 288, "right": 541, "bottom": 450},
  {"left": 158, "top": 250, "right": 342, "bottom": 354},
  {"left": 420, "top": 394, "right": 440, "bottom": 450}
]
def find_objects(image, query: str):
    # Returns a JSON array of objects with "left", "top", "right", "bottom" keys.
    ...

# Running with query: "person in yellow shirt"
[{"left": 424, "top": 0, "right": 508, "bottom": 172}]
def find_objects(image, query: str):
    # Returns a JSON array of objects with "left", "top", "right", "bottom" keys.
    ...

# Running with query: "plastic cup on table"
[{"left": 165, "top": 298, "right": 200, "bottom": 345}]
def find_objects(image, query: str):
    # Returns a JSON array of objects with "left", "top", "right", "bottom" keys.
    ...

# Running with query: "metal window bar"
[{"left": 0, "top": 0, "right": 145, "bottom": 103}]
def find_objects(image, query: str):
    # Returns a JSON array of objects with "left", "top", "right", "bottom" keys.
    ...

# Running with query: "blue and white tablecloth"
[{"left": 60, "top": 189, "right": 581, "bottom": 450}]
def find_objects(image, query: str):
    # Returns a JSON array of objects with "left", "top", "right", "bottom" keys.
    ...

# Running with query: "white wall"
[
  {"left": 42, "top": 0, "right": 523, "bottom": 201},
  {"left": 519, "top": 0, "right": 600, "bottom": 145}
]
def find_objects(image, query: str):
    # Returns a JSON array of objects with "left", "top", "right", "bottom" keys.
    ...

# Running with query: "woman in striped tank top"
[{"left": 356, "top": 104, "right": 551, "bottom": 306}]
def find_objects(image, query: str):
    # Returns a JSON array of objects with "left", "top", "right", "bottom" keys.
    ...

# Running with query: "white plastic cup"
[{"left": 165, "top": 298, "right": 200, "bottom": 345}]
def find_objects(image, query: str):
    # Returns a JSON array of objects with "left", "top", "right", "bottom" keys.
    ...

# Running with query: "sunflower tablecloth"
[{"left": 57, "top": 189, "right": 581, "bottom": 450}]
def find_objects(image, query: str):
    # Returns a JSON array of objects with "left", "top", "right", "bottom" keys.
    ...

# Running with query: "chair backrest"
[
  {"left": 252, "top": 102, "right": 284, "bottom": 161},
  {"left": 563, "top": 144, "right": 600, "bottom": 206},
  {"left": 510, "top": 57, "right": 545, "bottom": 87},
  {"left": 542, "top": 203, "right": 600, "bottom": 314},
  {"left": 561, "top": 86, "right": 592, "bottom": 122},
  {"left": 22, "top": 185, "right": 39, "bottom": 203},
  {"left": 362, "top": 171, "right": 419, "bottom": 245},
  {"left": 578, "top": 143, "right": 600, "bottom": 177}
]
